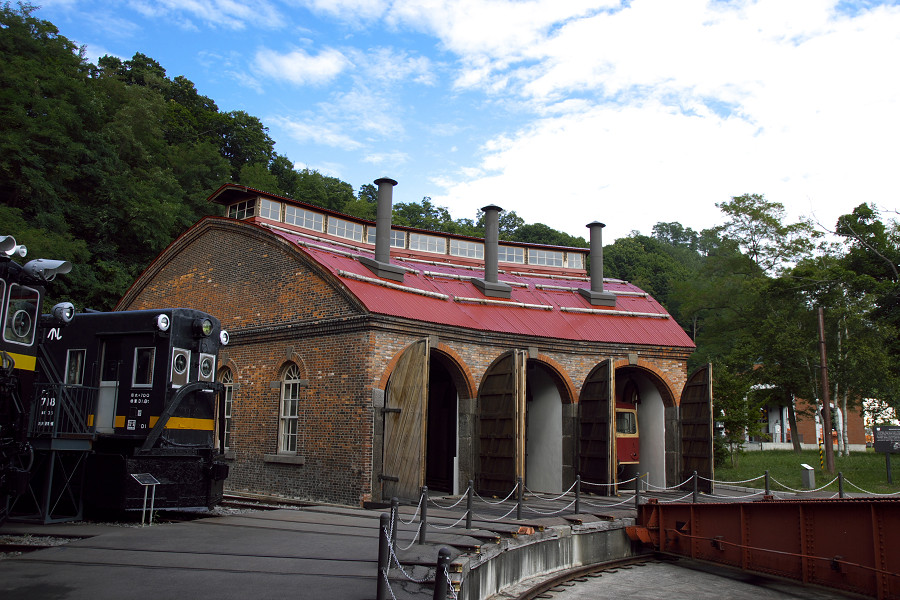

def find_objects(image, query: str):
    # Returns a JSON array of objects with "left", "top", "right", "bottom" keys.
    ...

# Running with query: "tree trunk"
[
  {"left": 787, "top": 399, "right": 802, "bottom": 453},
  {"left": 841, "top": 390, "right": 850, "bottom": 456}
]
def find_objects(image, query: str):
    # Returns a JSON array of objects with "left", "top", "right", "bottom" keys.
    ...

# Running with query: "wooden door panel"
[
  {"left": 579, "top": 359, "right": 614, "bottom": 493},
  {"left": 382, "top": 339, "right": 429, "bottom": 501},
  {"left": 477, "top": 351, "right": 525, "bottom": 497},
  {"left": 681, "top": 364, "right": 714, "bottom": 493}
]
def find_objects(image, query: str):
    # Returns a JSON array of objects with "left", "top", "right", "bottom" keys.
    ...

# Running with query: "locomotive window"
[
  {"left": 616, "top": 410, "right": 637, "bottom": 435},
  {"left": 133, "top": 347, "right": 155, "bottom": 387},
  {"left": 3, "top": 284, "right": 39, "bottom": 346},
  {"left": 65, "top": 349, "right": 86, "bottom": 385}
]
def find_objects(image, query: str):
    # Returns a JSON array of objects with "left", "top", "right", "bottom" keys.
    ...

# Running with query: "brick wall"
[{"left": 792, "top": 397, "right": 867, "bottom": 446}]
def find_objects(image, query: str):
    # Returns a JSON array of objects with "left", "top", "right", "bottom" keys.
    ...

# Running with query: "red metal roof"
[{"left": 271, "top": 227, "right": 695, "bottom": 349}]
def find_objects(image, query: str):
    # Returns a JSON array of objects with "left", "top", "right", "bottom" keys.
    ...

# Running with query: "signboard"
[
  {"left": 130, "top": 473, "right": 160, "bottom": 486},
  {"left": 873, "top": 426, "right": 900, "bottom": 454}
]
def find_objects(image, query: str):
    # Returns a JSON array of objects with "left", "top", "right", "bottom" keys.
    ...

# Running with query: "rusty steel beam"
[{"left": 626, "top": 498, "right": 900, "bottom": 600}]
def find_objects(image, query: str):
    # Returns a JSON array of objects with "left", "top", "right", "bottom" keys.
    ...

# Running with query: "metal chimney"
[
  {"left": 359, "top": 177, "right": 405, "bottom": 282},
  {"left": 578, "top": 221, "right": 616, "bottom": 307},
  {"left": 473, "top": 204, "right": 512, "bottom": 299}
]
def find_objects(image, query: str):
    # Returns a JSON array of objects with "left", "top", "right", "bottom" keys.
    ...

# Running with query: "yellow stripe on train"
[
  {"left": 6, "top": 352, "right": 36, "bottom": 372},
  {"left": 107, "top": 416, "right": 216, "bottom": 431}
]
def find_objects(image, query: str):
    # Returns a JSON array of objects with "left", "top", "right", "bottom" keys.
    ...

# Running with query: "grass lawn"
[{"left": 714, "top": 448, "right": 900, "bottom": 495}]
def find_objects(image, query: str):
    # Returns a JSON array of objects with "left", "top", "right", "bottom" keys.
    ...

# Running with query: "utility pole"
[{"left": 818, "top": 307, "right": 835, "bottom": 473}]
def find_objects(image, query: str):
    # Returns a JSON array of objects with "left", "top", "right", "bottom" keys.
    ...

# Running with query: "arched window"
[
  {"left": 219, "top": 369, "right": 234, "bottom": 450},
  {"left": 279, "top": 364, "right": 303, "bottom": 453}
]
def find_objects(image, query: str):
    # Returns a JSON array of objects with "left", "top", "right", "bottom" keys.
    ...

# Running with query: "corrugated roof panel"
[{"left": 271, "top": 229, "right": 694, "bottom": 348}]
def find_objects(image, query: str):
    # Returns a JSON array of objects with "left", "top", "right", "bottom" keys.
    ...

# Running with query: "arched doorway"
[
  {"left": 477, "top": 351, "right": 574, "bottom": 496},
  {"left": 525, "top": 362, "right": 563, "bottom": 493},
  {"left": 380, "top": 341, "right": 469, "bottom": 501},
  {"left": 425, "top": 355, "right": 459, "bottom": 494},
  {"left": 615, "top": 370, "right": 667, "bottom": 489}
]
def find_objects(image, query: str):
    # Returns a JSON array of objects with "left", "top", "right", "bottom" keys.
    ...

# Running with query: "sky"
[{"left": 36, "top": 0, "right": 900, "bottom": 243}]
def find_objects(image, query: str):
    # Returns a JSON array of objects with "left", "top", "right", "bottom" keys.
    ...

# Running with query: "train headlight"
[
  {"left": 52, "top": 302, "right": 75, "bottom": 324},
  {"left": 194, "top": 317, "right": 213, "bottom": 337},
  {"left": 173, "top": 353, "right": 188, "bottom": 374},
  {"left": 156, "top": 314, "right": 170, "bottom": 331},
  {"left": 219, "top": 330, "right": 229, "bottom": 346}
]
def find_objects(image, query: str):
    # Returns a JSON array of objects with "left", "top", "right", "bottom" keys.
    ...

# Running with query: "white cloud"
[
  {"left": 411, "top": 1, "right": 900, "bottom": 240},
  {"left": 271, "top": 116, "right": 365, "bottom": 149},
  {"left": 363, "top": 150, "right": 410, "bottom": 165},
  {"left": 254, "top": 46, "right": 351, "bottom": 84},
  {"left": 128, "top": 0, "right": 285, "bottom": 30},
  {"left": 293, "top": 0, "right": 390, "bottom": 21}
]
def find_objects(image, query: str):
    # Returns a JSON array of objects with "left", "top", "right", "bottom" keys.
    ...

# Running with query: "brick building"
[
  {"left": 758, "top": 398, "right": 867, "bottom": 450},
  {"left": 117, "top": 180, "right": 707, "bottom": 506}
]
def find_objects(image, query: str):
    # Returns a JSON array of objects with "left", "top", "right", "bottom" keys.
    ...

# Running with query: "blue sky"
[{"left": 37, "top": 0, "right": 900, "bottom": 243}]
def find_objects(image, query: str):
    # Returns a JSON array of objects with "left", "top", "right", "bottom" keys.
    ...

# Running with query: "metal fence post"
[
  {"left": 692, "top": 470, "right": 699, "bottom": 503},
  {"left": 839, "top": 471, "right": 845, "bottom": 498},
  {"left": 465, "top": 480, "right": 473, "bottom": 530},
  {"left": 390, "top": 497, "right": 399, "bottom": 553},
  {"left": 377, "top": 513, "right": 390, "bottom": 600},
  {"left": 516, "top": 477, "right": 523, "bottom": 520},
  {"left": 574, "top": 475, "right": 581, "bottom": 515},
  {"left": 433, "top": 547, "right": 451, "bottom": 600},
  {"left": 418, "top": 486, "right": 428, "bottom": 545},
  {"left": 765, "top": 470, "right": 770, "bottom": 496},
  {"left": 634, "top": 474, "right": 641, "bottom": 512}
]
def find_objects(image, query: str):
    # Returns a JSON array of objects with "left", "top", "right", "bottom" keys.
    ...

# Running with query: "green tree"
[{"left": 716, "top": 193, "right": 819, "bottom": 274}]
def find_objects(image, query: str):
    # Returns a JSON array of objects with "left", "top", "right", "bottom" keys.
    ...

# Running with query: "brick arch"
[
  {"left": 217, "top": 357, "right": 240, "bottom": 379},
  {"left": 612, "top": 359, "right": 679, "bottom": 408},
  {"left": 286, "top": 350, "right": 309, "bottom": 381},
  {"left": 376, "top": 340, "right": 422, "bottom": 392},
  {"left": 276, "top": 360, "right": 303, "bottom": 380},
  {"left": 432, "top": 343, "right": 476, "bottom": 400},
  {"left": 531, "top": 354, "right": 577, "bottom": 404},
  {"left": 375, "top": 340, "right": 477, "bottom": 396}
]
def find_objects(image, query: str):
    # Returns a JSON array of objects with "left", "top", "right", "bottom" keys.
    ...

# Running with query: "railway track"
[{"left": 511, "top": 556, "right": 659, "bottom": 600}]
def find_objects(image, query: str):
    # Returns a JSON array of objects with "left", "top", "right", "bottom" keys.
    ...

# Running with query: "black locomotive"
[{"left": 0, "top": 234, "right": 230, "bottom": 523}]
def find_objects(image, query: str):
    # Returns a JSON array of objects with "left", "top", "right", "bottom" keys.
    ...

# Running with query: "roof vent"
[
  {"left": 359, "top": 177, "right": 405, "bottom": 282},
  {"left": 578, "top": 221, "right": 616, "bottom": 307},
  {"left": 473, "top": 205, "right": 512, "bottom": 299}
]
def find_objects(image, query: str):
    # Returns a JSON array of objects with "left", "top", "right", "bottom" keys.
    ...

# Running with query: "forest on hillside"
[{"left": 3, "top": 5, "right": 900, "bottom": 449}]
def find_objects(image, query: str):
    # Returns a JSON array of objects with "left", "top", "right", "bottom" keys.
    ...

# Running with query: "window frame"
[
  {"left": 220, "top": 369, "right": 234, "bottom": 451},
  {"left": 327, "top": 216, "right": 365, "bottom": 242},
  {"left": 227, "top": 199, "right": 256, "bottom": 220},
  {"left": 498, "top": 245, "right": 525, "bottom": 264},
  {"left": 3, "top": 283, "right": 39, "bottom": 347},
  {"left": 408, "top": 232, "right": 447, "bottom": 254},
  {"left": 284, "top": 205, "right": 324, "bottom": 232},
  {"left": 259, "top": 199, "right": 282, "bottom": 221},
  {"left": 278, "top": 364, "right": 303, "bottom": 454},
  {"left": 450, "top": 238, "right": 484, "bottom": 259},
  {"left": 132, "top": 347, "right": 156, "bottom": 388},
  {"left": 528, "top": 248, "right": 564, "bottom": 267},
  {"left": 65, "top": 349, "right": 87, "bottom": 385}
]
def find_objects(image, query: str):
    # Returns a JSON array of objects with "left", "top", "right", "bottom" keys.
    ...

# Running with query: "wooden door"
[
  {"left": 578, "top": 359, "right": 615, "bottom": 494},
  {"left": 681, "top": 364, "right": 714, "bottom": 493},
  {"left": 477, "top": 350, "right": 526, "bottom": 496},
  {"left": 382, "top": 339, "right": 430, "bottom": 501}
]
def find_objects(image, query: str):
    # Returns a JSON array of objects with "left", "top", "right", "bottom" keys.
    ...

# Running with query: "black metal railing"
[{"left": 30, "top": 383, "right": 98, "bottom": 438}]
